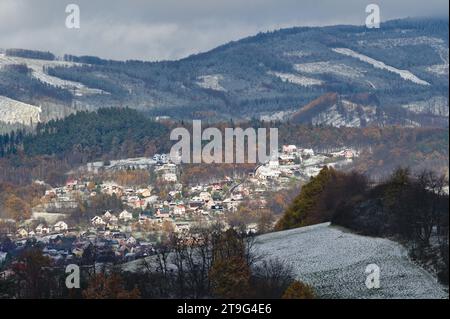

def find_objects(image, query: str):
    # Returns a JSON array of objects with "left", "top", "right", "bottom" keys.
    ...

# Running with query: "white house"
[
  {"left": 155, "top": 209, "right": 171, "bottom": 219},
  {"left": 126, "top": 236, "right": 137, "bottom": 246},
  {"left": 36, "top": 224, "right": 50, "bottom": 235},
  {"left": 109, "top": 215, "right": 118, "bottom": 224},
  {"left": 103, "top": 211, "right": 112, "bottom": 220},
  {"left": 190, "top": 196, "right": 204, "bottom": 203},
  {"left": 137, "top": 188, "right": 152, "bottom": 198},
  {"left": 255, "top": 166, "right": 281, "bottom": 180},
  {"left": 173, "top": 204, "right": 186, "bottom": 216},
  {"left": 119, "top": 210, "right": 133, "bottom": 221},
  {"left": 279, "top": 153, "right": 297, "bottom": 164},
  {"left": 301, "top": 148, "right": 314, "bottom": 156},
  {"left": 268, "top": 159, "right": 279, "bottom": 169},
  {"left": 91, "top": 216, "right": 106, "bottom": 226},
  {"left": 53, "top": 221, "right": 68, "bottom": 232},
  {"left": 282, "top": 145, "right": 297, "bottom": 154},
  {"left": 190, "top": 185, "right": 203, "bottom": 192},
  {"left": 246, "top": 223, "right": 258, "bottom": 234},
  {"left": 145, "top": 195, "right": 159, "bottom": 204}
]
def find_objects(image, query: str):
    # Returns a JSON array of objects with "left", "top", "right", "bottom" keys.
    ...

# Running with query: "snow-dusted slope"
[
  {"left": 255, "top": 223, "right": 448, "bottom": 299},
  {"left": 268, "top": 71, "right": 323, "bottom": 87},
  {"left": 294, "top": 61, "right": 364, "bottom": 79},
  {"left": 357, "top": 36, "right": 446, "bottom": 49},
  {"left": 309, "top": 99, "right": 378, "bottom": 127},
  {"left": 291, "top": 93, "right": 380, "bottom": 128},
  {"left": 0, "top": 53, "right": 104, "bottom": 96},
  {"left": 332, "top": 48, "right": 430, "bottom": 86},
  {"left": 0, "top": 95, "right": 41, "bottom": 125},
  {"left": 196, "top": 74, "right": 227, "bottom": 91},
  {"left": 402, "top": 96, "right": 449, "bottom": 117}
]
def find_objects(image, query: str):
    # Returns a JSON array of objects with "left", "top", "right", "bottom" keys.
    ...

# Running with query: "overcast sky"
[{"left": 0, "top": 0, "right": 448, "bottom": 61}]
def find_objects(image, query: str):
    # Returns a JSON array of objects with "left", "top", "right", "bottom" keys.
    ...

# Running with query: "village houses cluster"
[{"left": 1, "top": 147, "right": 358, "bottom": 268}]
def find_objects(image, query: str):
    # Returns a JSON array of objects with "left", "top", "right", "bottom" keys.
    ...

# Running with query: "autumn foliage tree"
[
  {"left": 282, "top": 280, "right": 316, "bottom": 299},
  {"left": 209, "top": 256, "right": 251, "bottom": 299},
  {"left": 12, "top": 248, "right": 52, "bottom": 298},
  {"left": 276, "top": 167, "right": 368, "bottom": 230},
  {"left": 82, "top": 273, "right": 140, "bottom": 299},
  {"left": 108, "top": 169, "right": 150, "bottom": 187},
  {"left": 276, "top": 167, "right": 335, "bottom": 230},
  {"left": 2, "top": 194, "right": 31, "bottom": 221},
  {"left": 209, "top": 229, "right": 252, "bottom": 298}
]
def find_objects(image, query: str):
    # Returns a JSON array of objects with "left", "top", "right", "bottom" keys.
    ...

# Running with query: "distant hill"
[{"left": 0, "top": 17, "right": 448, "bottom": 127}]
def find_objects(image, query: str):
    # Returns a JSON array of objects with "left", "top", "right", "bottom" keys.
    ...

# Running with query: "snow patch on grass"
[
  {"left": 294, "top": 61, "right": 364, "bottom": 79},
  {"left": 196, "top": 74, "right": 227, "bottom": 92},
  {"left": 268, "top": 71, "right": 323, "bottom": 87},
  {"left": 427, "top": 63, "right": 449, "bottom": 76}
]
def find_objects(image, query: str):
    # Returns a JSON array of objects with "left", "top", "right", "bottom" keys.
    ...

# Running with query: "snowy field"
[
  {"left": 120, "top": 222, "right": 448, "bottom": 298},
  {"left": 427, "top": 63, "right": 449, "bottom": 76},
  {"left": 294, "top": 61, "right": 364, "bottom": 79},
  {"left": 0, "top": 95, "right": 41, "bottom": 125},
  {"left": 196, "top": 74, "right": 227, "bottom": 91},
  {"left": 332, "top": 48, "right": 430, "bottom": 86},
  {"left": 255, "top": 223, "right": 448, "bottom": 299},
  {"left": 268, "top": 71, "right": 323, "bottom": 87}
]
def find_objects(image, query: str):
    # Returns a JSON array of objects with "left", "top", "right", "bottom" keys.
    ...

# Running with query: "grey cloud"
[{"left": 0, "top": 0, "right": 448, "bottom": 61}]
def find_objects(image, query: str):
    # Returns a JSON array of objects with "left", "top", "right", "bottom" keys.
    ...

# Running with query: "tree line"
[{"left": 0, "top": 226, "right": 315, "bottom": 299}]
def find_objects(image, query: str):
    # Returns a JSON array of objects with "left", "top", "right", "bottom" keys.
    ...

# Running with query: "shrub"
[
  {"left": 282, "top": 280, "right": 316, "bottom": 299},
  {"left": 209, "top": 256, "right": 251, "bottom": 299}
]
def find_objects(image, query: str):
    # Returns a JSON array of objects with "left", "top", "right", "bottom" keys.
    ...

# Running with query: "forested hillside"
[
  {"left": 0, "top": 64, "right": 72, "bottom": 105},
  {"left": 1, "top": 17, "right": 448, "bottom": 127},
  {"left": 0, "top": 108, "right": 169, "bottom": 159},
  {"left": 0, "top": 108, "right": 169, "bottom": 185},
  {"left": 0, "top": 109, "right": 447, "bottom": 186}
]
